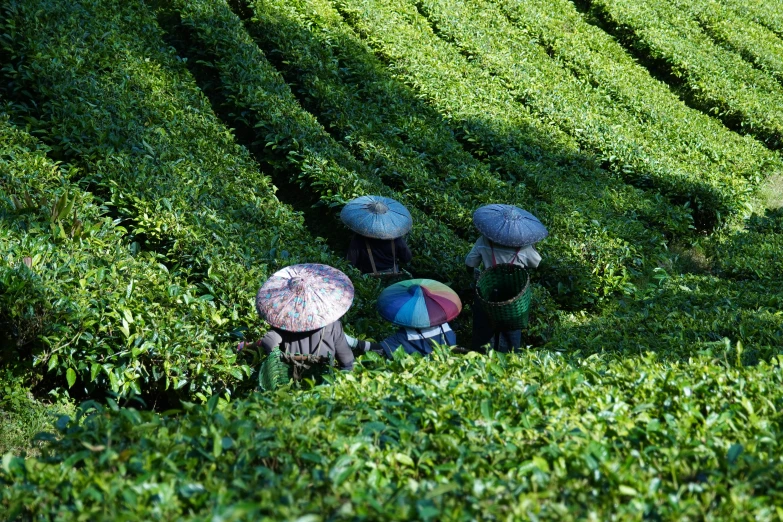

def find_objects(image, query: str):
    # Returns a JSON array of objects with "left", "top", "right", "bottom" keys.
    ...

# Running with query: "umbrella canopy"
[
  {"left": 377, "top": 279, "right": 462, "bottom": 328},
  {"left": 256, "top": 264, "right": 354, "bottom": 332},
  {"left": 473, "top": 204, "right": 548, "bottom": 247},
  {"left": 340, "top": 195, "right": 412, "bottom": 240}
]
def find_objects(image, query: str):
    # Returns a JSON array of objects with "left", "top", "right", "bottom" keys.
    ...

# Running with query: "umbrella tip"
[
  {"left": 503, "top": 207, "right": 522, "bottom": 220},
  {"left": 368, "top": 201, "right": 389, "bottom": 215},
  {"left": 288, "top": 277, "right": 306, "bottom": 292}
]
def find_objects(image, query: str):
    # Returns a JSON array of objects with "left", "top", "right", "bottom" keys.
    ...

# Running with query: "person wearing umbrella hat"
[
  {"left": 238, "top": 264, "right": 371, "bottom": 371},
  {"left": 342, "top": 195, "right": 413, "bottom": 276},
  {"left": 465, "top": 204, "right": 548, "bottom": 352},
  {"left": 364, "top": 279, "right": 462, "bottom": 358}
]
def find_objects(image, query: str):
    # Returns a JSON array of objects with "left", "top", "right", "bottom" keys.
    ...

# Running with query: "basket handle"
[
  {"left": 365, "top": 238, "right": 400, "bottom": 276},
  {"left": 364, "top": 238, "right": 379, "bottom": 275}
]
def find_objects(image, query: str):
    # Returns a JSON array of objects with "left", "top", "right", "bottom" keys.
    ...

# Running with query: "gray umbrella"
[
  {"left": 340, "top": 195, "right": 412, "bottom": 239},
  {"left": 473, "top": 204, "right": 548, "bottom": 247}
]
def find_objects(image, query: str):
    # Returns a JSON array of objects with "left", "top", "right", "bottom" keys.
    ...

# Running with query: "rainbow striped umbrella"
[
  {"left": 377, "top": 279, "right": 462, "bottom": 328},
  {"left": 256, "top": 264, "right": 354, "bottom": 332}
]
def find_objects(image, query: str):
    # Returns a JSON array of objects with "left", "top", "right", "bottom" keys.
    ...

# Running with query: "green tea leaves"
[
  {"left": 66, "top": 368, "right": 76, "bottom": 388},
  {"left": 727, "top": 443, "right": 744, "bottom": 466}
]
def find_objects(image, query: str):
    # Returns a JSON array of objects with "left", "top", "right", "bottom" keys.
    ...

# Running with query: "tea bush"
[
  {"left": 2, "top": 349, "right": 783, "bottom": 520},
  {"left": 494, "top": 0, "right": 781, "bottom": 198},
  {"left": 586, "top": 0, "right": 783, "bottom": 148},
  {"left": 667, "top": 0, "right": 783, "bottom": 84},
  {"left": 0, "top": 116, "right": 240, "bottom": 399},
  {"left": 0, "top": 0, "right": 386, "bottom": 400},
  {"left": 717, "top": 0, "right": 783, "bottom": 38},
  {"left": 412, "top": 0, "right": 764, "bottom": 222}
]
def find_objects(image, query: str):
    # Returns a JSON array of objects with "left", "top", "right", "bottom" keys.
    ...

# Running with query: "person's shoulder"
[
  {"left": 467, "top": 236, "right": 484, "bottom": 250},
  {"left": 324, "top": 320, "right": 343, "bottom": 331},
  {"left": 323, "top": 320, "right": 346, "bottom": 338},
  {"left": 263, "top": 328, "right": 283, "bottom": 340},
  {"left": 260, "top": 328, "right": 283, "bottom": 350}
]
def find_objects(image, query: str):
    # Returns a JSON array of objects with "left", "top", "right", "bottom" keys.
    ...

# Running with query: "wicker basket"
[
  {"left": 475, "top": 264, "right": 531, "bottom": 330},
  {"left": 258, "top": 350, "right": 334, "bottom": 391}
]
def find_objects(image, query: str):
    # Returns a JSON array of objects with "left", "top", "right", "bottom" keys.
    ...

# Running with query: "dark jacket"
[
  {"left": 374, "top": 324, "right": 457, "bottom": 359},
  {"left": 260, "top": 320, "right": 355, "bottom": 370},
  {"left": 346, "top": 234, "right": 412, "bottom": 275}
]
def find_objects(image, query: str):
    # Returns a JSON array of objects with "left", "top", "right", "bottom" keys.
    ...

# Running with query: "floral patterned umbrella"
[{"left": 256, "top": 264, "right": 354, "bottom": 332}]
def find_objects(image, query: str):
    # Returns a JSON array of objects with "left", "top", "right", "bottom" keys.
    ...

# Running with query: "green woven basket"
[
  {"left": 258, "top": 349, "right": 334, "bottom": 391},
  {"left": 476, "top": 264, "right": 531, "bottom": 330}
]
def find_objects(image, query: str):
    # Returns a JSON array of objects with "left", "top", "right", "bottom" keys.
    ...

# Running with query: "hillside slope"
[{"left": 1, "top": 0, "right": 782, "bottom": 518}]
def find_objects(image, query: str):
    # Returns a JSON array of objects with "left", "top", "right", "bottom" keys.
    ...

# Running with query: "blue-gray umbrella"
[
  {"left": 340, "top": 195, "right": 412, "bottom": 240},
  {"left": 473, "top": 204, "right": 548, "bottom": 247}
]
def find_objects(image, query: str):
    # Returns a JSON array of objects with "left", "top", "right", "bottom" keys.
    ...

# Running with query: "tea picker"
[
  {"left": 341, "top": 195, "right": 413, "bottom": 278},
  {"left": 465, "top": 204, "right": 548, "bottom": 352},
  {"left": 238, "top": 264, "right": 371, "bottom": 386},
  {"left": 363, "top": 279, "right": 462, "bottom": 358}
]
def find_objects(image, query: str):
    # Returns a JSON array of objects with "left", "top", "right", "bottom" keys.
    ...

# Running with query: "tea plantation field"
[{"left": 1, "top": 0, "right": 782, "bottom": 518}]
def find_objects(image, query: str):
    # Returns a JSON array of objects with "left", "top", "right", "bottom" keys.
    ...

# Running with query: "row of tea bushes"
[
  {"left": 586, "top": 0, "right": 783, "bottom": 149},
  {"left": 717, "top": 0, "right": 783, "bottom": 38},
  {"left": 493, "top": 0, "right": 781, "bottom": 205},
  {"left": 2, "top": 348, "right": 782, "bottom": 519},
  {"left": 705, "top": 209, "right": 783, "bottom": 283},
  {"left": 548, "top": 209, "right": 783, "bottom": 359},
  {"left": 0, "top": 0, "right": 384, "bottom": 399},
  {"left": 411, "top": 0, "right": 762, "bottom": 223},
  {"left": 547, "top": 273, "right": 783, "bottom": 361},
  {"left": 163, "top": 0, "right": 473, "bottom": 287},
  {"left": 0, "top": 116, "right": 231, "bottom": 398},
  {"left": 666, "top": 0, "right": 783, "bottom": 85}
]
